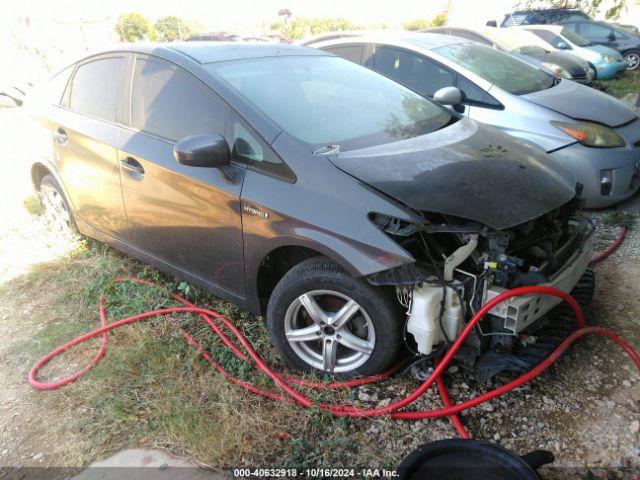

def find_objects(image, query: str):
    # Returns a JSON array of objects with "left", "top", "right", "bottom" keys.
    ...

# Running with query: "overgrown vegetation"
[{"left": 115, "top": 13, "right": 203, "bottom": 42}]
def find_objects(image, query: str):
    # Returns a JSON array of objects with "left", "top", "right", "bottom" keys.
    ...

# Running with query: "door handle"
[
  {"left": 53, "top": 127, "right": 68, "bottom": 145},
  {"left": 120, "top": 157, "right": 145, "bottom": 177}
]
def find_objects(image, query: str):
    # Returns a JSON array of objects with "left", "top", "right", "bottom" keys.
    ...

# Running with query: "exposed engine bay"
[{"left": 369, "top": 199, "right": 595, "bottom": 380}]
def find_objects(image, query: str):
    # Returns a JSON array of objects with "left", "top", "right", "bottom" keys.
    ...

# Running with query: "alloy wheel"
[
  {"left": 283, "top": 290, "right": 375, "bottom": 374},
  {"left": 41, "top": 184, "right": 71, "bottom": 233},
  {"left": 625, "top": 52, "right": 640, "bottom": 70}
]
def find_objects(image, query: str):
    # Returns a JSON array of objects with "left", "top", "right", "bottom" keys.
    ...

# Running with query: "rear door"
[
  {"left": 118, "top": 54, "right": 246, "bottom": 298},
  {"left": 52, "top": 55, "right": 128, "bottom": 235}
]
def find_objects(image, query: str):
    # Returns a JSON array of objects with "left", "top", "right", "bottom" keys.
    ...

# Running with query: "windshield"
[
  {"left": 209, "top": 55, "right": 452, "bottom": 151},
  {"left": 434, "top": 42, "right": 555, "bottom": 95},
  {"left": 561, "top": 28, "right": 591, "bottom": 46}
]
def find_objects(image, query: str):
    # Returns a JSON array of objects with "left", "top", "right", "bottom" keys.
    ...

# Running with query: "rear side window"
[
  {"left": 324, "top": 45, "right": 365, "bottom": 64},
  {"left": 69, "top": 57, "right": 125, "bottom": 122},
  {"left": 371, "top": 46, "right": 455, "bottom": 97},
  {"left": 131, "top": 56, "right": 226, "bottom": 142}
]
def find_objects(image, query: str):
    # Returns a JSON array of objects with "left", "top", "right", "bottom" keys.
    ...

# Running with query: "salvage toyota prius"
[{"left": 28, "top": 43, "right": 595, "bottom": 380}]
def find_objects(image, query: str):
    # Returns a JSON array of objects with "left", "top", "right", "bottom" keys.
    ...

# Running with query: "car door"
[
  {"left": 576, "top": 22, "right": 619, "bottom": 49},
  {"left": 118, "top": 54, "right": 246, "bottom": 298},
  {"left": 51, "top": 55, "right": 128, "bottom": 235}
]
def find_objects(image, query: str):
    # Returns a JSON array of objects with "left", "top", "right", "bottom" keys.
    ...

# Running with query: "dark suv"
[
  {"left": 561, "top": 21, "right": 640, "bottom": 70},
  {"left": 498, "top": 8, "right": 590, "bottom": 27},
  {"left": 27, "top": 43, "right": 594, "bottom": 380}
]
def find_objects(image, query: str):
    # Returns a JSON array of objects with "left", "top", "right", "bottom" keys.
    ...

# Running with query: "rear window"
[
  {"left": 209, "top": 55, "right": 453, "bottom": 151},
  {"left": 434, "top": 42, "right": 555, "bottom": 95},
  {"left": 69, "top": 57, "right": 125, "bottom": 123}
]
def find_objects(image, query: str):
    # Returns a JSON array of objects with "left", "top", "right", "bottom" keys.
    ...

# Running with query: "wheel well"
[
  {"left": 31, "top": 163, "right": 51, "bottom": 191},
  {"left": 256, "top": 246, "right": 325, "bottom": 315}
]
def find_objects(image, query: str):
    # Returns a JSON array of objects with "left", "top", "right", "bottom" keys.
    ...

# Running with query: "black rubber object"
[
  {"left": 266, "top": 257, "right": 404, "bottom": 378},
  {"left": 397, "top": 439, "right": 553, "bottom": 480}
]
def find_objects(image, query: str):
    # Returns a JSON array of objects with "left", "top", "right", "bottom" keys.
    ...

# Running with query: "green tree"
[
  {"left": 515, "top": 0, "right": 626, "bottom": 20},
  {"left": 115, "top": 12, "right": 153, "bottom": 42},
  {"left": 154, "top": 16, "right": 204, "bottom": 42},
  {"left": 402, "top": 11, "right": 448, "bottom": 31},
  {"left": 402, "top": 19, "right": 432, "bottom": 31},
  {"left": 274, "top": 17, "right": 363, "bottom": 40}
]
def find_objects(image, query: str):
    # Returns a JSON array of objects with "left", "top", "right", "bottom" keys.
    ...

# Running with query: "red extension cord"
[{"left": 28, "top": 226, "right": 638, "bottom": 440}]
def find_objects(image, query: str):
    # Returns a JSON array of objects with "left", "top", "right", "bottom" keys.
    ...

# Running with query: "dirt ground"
[{"left": 0, "top": 104, "right": 639, "bottom": 479}]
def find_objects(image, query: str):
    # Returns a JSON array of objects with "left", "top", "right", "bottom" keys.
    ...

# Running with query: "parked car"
[
  {"left": 498, "top": 8, "right": 590, "bottom": 27},
  {"left": 428, "top": 26, "right": 594, "bottom": 84},
  {"left": 520, "top": 25, "right": 628, "bottom": 79},
  {"left": 27, "top": 43, "right": 595, "bottom": 379},
  {"left": 560, "top": 20, "right": 640, "bottom": 70},
  {"left": 305, "top": 31, "right": 640, "bottom": 208}
]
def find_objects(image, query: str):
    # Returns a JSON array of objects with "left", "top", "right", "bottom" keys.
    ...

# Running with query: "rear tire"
[
  {"left": 624, "top": 50, "right": 640, "bottom": 71},
  {"left": 266, "top": 257, "right": 404, "bottom": 378},
  {"left": 39, "top": 174, "right": 77, "bottom": 234}
]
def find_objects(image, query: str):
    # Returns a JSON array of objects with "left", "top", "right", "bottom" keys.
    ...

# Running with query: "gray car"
[
  {"left": 28, "top": 43, "right": 594, "bottom": 380},
  {"left": 305, "top": 31, "right": 640, "bottom": 208}
]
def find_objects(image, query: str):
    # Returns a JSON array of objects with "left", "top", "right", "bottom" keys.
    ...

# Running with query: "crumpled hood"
[
  {"left": 329, "top": 119, "right": 577, "bottom": 230},
  {"left": 522, "top": 79, "right": 638, "bottom": 127}
]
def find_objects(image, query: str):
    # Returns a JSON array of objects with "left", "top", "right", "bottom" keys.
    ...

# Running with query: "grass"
[{"left": 599, "top": 70, "right": 640, "bottom": 99}]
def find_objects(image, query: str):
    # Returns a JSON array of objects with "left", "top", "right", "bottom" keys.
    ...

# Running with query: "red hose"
[
  {"left": 28, "top": 280, "right": 640, "bottom": 429},
  {"left": 28, "top": 226, "right": 637, "bottom": 439},
  {"left": 589, "top": 225, "right": 626, "bottom": 266}
]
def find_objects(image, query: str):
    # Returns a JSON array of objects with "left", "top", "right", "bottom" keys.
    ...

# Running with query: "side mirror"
[
  {"left": 434, "top": 86, "right": 464, "bottom": 106},
  {"left": 486, "top": 20, "right": 497, "bottom": 27},
  {"left": 557, "top": 41, "right": 569, "bottom": 49},
  {"left": 608, "top": 31, "right": 616, "bottom": 41},
  {"left": 174, "top": 133, "right": 230, "bottom": 168}
]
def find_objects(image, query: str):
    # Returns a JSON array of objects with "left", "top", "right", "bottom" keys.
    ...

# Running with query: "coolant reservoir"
[{"left": 407, "top": 284, "right": 463, "bottom": 355}]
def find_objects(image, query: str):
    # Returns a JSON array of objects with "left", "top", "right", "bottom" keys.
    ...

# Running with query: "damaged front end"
[{"left": 368, "top": 198, "right": 595, "bottom": 380}]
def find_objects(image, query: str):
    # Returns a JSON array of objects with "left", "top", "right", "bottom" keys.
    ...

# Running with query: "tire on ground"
[{"left": 266, "top": 256, "right": 404, "bottom": 378}]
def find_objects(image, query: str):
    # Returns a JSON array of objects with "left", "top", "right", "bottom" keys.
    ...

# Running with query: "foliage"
[
  {"left": 154, "top": 16, "right": 197, "bottom": 42},
  {"left": 114, "top": 12, "right": 154, "bottom": 42},
  {"left": 274, "top": 17, "right": 363, "bottom": 39},
  {"left": 402, "top": 11, "right": 448, "bottom": 31},
  {"left": 514, "top": 0, "right": 627, "bottom": 20}
]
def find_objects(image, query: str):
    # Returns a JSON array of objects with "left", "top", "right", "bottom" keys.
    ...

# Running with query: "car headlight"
[
  {"left": 551, "top": 120, "right": 625, "bottom": 147},
  {"left": 541, "top": 62, "right": 572, "bottom": 78},
  {"left": 603, "top": 55, "right": 616, "bottom": 63}
]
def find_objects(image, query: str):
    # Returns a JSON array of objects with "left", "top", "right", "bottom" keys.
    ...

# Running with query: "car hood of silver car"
[
  {"left": 522, "top": 78, "right": 638, "bottom": 127},
  {"left": 329, "top": 118, "right": 577, "bottom": 231}
]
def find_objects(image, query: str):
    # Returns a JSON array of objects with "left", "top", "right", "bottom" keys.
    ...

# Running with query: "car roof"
[
  {"left": 303, "top": 30, "right": 464, "bottom": 50},
  {"left": 94, "top": 42, "right": 327, "bottom": 65}
]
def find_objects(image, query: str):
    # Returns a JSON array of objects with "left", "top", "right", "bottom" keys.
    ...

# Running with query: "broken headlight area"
[{"left": 368, "top": 201, "right": 595, "bottom": 380}]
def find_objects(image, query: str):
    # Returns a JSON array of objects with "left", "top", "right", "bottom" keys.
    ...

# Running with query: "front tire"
[
  {"left": 624, "top": 50, "right": 640, "bottom": 71},
  {"left": 266, "top": 257, "right": 404, "bottom": 378}
]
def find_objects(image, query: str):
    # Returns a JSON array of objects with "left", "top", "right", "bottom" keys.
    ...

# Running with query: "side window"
[
  {"left": 371, "top": 46, "right": 455, "bottom": 97},
  {"left": 69, "top": 57, "right": 125, "bottom": 122},
  {"left": 578, "top": 23, "right": 614, "bottom": 41},
  {"left": 231, "top": 118, "right": 292, "bottom": 180},
  {"left": 456, "top": 76, "right": 501, "bottom": 108},
  {"left": 131, "top": 56, "right": 226, "bottom": 141},
  {"left": 324, "top": 45, "right": 365, "bottom": 64}
]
